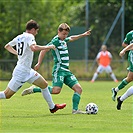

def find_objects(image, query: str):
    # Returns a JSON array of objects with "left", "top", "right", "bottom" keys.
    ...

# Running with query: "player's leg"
[
  {"left": 112, "top": 71, "right": 133, "bottom": 101},
  {"left": 0, "top": 77, "right": 22, "bottom": 99},
  {"left": 0, "top": 87, "right": 15, "bottom": 99},
  {"left": 106, "top": 66, "right": 118, "bottom": 82},
  {"left": 117, "top": 86, "right": 133, "bottom": 110},
  {"left": 112, "top": 55, "right": 133, "bottom": 101},
  {"left": 21, "top": 70, "right": 63, "bottom": 95},
  {"left": 65, "top": 72, "right": 86, "bottom": 114},
  {"left": 27, "top": 69, "right": 66, "bottom": 113},
  {"left": 91, "top": 65, "right": 103, "bottom": 82}
]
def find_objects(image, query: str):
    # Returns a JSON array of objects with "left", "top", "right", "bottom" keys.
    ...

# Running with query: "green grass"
[{"left": 0, "top": 81, "right": 133, "bottom": 133}]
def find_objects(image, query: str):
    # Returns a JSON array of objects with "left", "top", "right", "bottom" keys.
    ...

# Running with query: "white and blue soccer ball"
[{"left": 86, "top": 103, "right": 98, "bottom": 114}]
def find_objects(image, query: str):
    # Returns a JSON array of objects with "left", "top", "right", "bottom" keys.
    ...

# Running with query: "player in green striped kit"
[
  {"left": 112, "top": 30, "right": 133, "bottom": 102},
  {"left": 21, "top": 23, "right": 91, "bottom": 114}
]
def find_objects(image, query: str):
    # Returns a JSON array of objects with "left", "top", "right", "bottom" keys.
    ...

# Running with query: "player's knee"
[
  {"left": 52, "top": 87, "right": 61, "bottom": 94},
  {"left": 75, "top": 87, "right": 82, "bottom": 94},
  {"left": 5, "top": 95, "right": 12, "bottom": 99},
  {"left": 53, "top": 90, "right": 61, "bottom": 94},
  {"left": 41, "top": 81, "right": 48, "bottom": 88},
  {"left": 127, "top": 77, "right": 133, "bottom": 82}
]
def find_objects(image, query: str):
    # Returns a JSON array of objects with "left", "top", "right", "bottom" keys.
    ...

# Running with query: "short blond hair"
[{"left": 58, "top": 23, "right": 70, "bottom": 32}]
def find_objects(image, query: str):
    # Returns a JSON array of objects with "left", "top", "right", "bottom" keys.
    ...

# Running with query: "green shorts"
[
  {"left": 127, "top": 51, "right": 133, "bottom": 72},
  {"left": 52, "top": 70, "right": 78, "bottom": 88}
]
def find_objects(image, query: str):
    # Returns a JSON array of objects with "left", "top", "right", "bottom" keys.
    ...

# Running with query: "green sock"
[
  {"left": 118, "top": 79, "right": 129, "bottom": 90},
  {"left": 33, "top": 87, "right": 41, "bottom": 93},
  {"left": 72, "top": 92, "right": 81, "bottom": 110},
  {"left": 33, "top": 86, "right": 53, "bottom": 94},
  {"left": 48, "top": 86, "right": 53, "bottom": 94}
]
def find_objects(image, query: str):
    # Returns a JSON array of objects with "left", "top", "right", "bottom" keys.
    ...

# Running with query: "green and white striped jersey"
[
  {"left": 124, "top": 31, "right": 133, "bottom": 56},
  {"left": 47, "top": 35, "right": 71, "bottom": 72},
  {"left": 124, "top": 30, "right": 133, "bottom": 45}
]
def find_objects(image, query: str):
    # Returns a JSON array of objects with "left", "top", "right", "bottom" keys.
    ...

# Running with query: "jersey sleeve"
[
  {"left": 123, "top": 32, "right": 132, "bottom": 45},
  {"left": 65, "top": 37, "right": 71, "bottom": 42},
  {"left": 108, "top": 52, "right": 112, "bottom": 58},
  {"left": 96, "top": 52, "right": 101, "bottom": 59},
  {"left": 46, "top": 41, "right": 53, "bottom": 46},
  {"left": 47, "top": 38, "right": 59, "bottom": 47},
  {"left": 8, "top": 38, "right": 17, "bottom": 46},
  {"left": 27, "top": 34, "right": 36, "bottom": 46}
]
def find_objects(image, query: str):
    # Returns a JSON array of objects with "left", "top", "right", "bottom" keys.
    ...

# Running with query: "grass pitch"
[{"left": 0, "top": 81, "right": 133, "bottom": 133}]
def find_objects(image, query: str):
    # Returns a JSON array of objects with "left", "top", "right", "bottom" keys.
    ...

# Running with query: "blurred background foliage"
[
  {"left": 0, "top": 0, "right": 133, "bottom": 80},
  {"left": 0, "top": 0, "right": 133, "bottom": 60}
]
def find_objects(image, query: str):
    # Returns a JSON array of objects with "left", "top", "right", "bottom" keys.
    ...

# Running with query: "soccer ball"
[{"left": 86, "top": 103, "right": 98, "bottom": 114}]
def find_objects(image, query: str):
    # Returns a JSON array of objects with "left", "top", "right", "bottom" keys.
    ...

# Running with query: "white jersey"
[{"left": 8, "top": 32, "right": 36, "bottom": 72}]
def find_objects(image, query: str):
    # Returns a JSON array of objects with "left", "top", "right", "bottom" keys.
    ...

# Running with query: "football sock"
[
  {"left": 72, "top": 92, "right": 81, "bottom": 110},
  {"left": 110, "top": 73, "right": 117, "bottom": 81},
  {"left": 91, "top": 73, "right": 98, "bottom": 81},
  {"left": 120, "top": 86, "right": 133, "bottom": 101},
  {"left": 33, "top": 86, "right": 53, "bottom": 94},
  {"left": 0, "top": 91, "right": 6, "bottom": 99},
  {"left": 33, "top": 87, "right": 41, "bottom": 93},
  {"left": 116, "top": 79, "right": 129, "bottom": 92},
  {"left": 41, "top": 87, "right": 55, "bottom": 109},
  {"left": 48, "top": 86, "right": 53, "bottom": 94}
]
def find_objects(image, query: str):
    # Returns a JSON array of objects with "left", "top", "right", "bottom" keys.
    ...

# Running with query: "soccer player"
[
  {"left": 112, "top": 30, "right": 133, "bottom": 101},
  {"left": 91, "top": 45, "right": 118, "bottom": 82},
  {"left": 21, "top": 23, "right": 91, "bottom": 114},
  {"left": 0, "top": 20, "right": 66, "bottom": 113},
  {"left": 116, "top": 42, "right": 133, "bottom": 110}
]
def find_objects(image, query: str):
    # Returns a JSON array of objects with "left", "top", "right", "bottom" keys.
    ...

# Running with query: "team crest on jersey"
[{"left": 58, "top": 41, "right": 67, "bottom": 49}]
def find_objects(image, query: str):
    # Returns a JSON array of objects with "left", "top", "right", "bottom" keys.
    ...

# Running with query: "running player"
[
  {"left": 0, "top": 20, "right": 66, "bottom": 113},
  {"left": 91, "top": 45, "right": 118, "bottom": 82},
  {"left": 21, "top": 23, "right": 91, "bottom": 114},
  {"left": 116, "top": 41, "right": 133, "bottom": 110},
  {"left": 112, "top": 30, "right": 133, "bottom": 101}
]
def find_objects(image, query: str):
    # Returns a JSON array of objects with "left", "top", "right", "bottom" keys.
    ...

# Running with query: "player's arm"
[
  {"left": 119, "top": 43, "right": 133, "bottom": 57},
  {"left": 4, "top": 44, "right": 18, "bottom": 55},
  {"left": 34, "top": 50, "right": 48, "bottom": 70},
  {"left": 34, "top": 41, "right": 55, "bottom": 70},
  {"left": 122, "top": 42, "right": 128, "bottom": 48},
  {"left": 69, "top": 29, "right": 91, "bottom": 42},
  {"left": 96, "top": 58, "right": 100, "bottom": 65},
  {"left": 30, "top": 44, "right": 55, "bottom": 52}
]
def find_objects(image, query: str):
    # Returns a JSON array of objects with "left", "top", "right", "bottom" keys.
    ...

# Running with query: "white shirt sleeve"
[
  {"left": 96, "top": 52, "right": 101, "bottom": 59},
  {"left": 108, "top": 51, "right": 112, "bottom": 58},
  {"left": 8, "top": 38, "right": 17, "bottom": 46},
  {"left": 27, "top": 34, "right": 36, "bottom": 47}
]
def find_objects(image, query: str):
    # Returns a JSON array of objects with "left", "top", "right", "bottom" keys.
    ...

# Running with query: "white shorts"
[
  {"left": 96, "top": 65, "right": 112, "bottom": 74},
  {"left": 8, "top": 68, "right": 41, "bottom": 92}
]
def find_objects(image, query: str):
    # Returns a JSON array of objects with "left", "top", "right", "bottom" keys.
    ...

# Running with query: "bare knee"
[
  {"left": 72, "top": 84, "right": 82, "bottom": 94},
  {"left": 52, "top": 87, "right": 61, "bottom": 94},
  {"left": 4, "top": 88, "right": 14, "bottom": 99},
  {"left": 5, "top": 95, "right": 12, "bottom": 99},
  {"left": 126, "top": 77, "right": 133, "bottom": 82}
]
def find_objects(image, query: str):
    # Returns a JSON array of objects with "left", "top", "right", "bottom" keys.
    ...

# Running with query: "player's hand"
[
  {"left": 83, "top": 29, "right": 91, "bottom": 36},
  {"left": 34, "top": 63, "right": 41, "bottom": 71},
  {"left": 119, "top": 50, "right": 125, "bottom": 57}
]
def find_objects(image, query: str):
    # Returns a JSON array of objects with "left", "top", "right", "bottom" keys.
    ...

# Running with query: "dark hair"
[{"left": 26, "top": 19, "right": 39, "bottom": 30}]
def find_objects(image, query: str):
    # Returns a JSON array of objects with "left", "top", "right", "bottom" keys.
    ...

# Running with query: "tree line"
[{"left": 0, "top": 0, "right": 133, "bottom": 60}]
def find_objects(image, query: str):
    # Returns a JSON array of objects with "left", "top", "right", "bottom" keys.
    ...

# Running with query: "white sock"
[
  {"left": 120, "top": 86, "right": 133, "bottom": 101},
  {"left": 110, "top": 73, "right": 117, "bottom": 81},
  {"left": 115, "top": 87, "right": 119, "bottom": 92},
  {"left": 0, "top": 91, "right": 6, "bottom": 99},
  {"left": 41, "top": 87, "right": 55, "bottom": 109},
  {"left": 92, "top": 73, "right": 98, "bottom": 81}
]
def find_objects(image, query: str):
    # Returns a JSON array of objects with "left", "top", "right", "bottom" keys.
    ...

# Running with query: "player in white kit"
[{"left": 0, "top": 20, "right": 66, "bottom": 113}]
